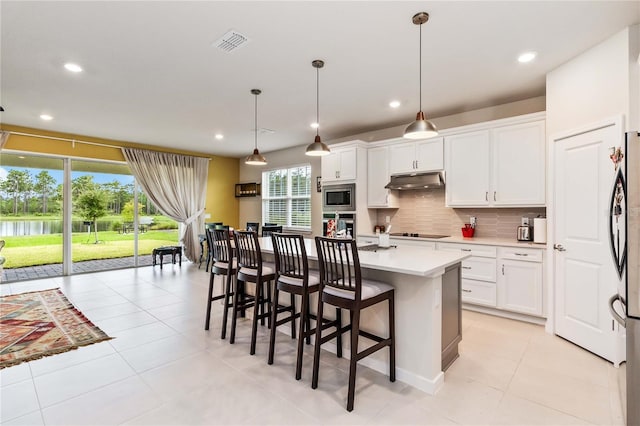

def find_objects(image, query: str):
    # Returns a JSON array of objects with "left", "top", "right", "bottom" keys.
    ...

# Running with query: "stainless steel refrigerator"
[{"left": 609, "top": 131, "right": 639, "bottom": 426}]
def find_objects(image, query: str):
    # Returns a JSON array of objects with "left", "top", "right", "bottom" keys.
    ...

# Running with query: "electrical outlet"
[
  {"left": 521, "top": 217, "right": 530, "bottom": 226},
  {"left": 385, "top": 215, "right": 390, "bottom": 223},
  {"left": 470, "top": 216, "right": 476, "bottom": 227}
]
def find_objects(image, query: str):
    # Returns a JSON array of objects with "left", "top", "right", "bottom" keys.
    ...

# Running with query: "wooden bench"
[{"left": 152, "top": 246, "right": 182, "bottom": 269}]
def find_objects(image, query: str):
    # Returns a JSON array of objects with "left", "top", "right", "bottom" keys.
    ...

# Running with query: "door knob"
[{"left": 553, "top": 244, "right": 566, "bottom": 252}]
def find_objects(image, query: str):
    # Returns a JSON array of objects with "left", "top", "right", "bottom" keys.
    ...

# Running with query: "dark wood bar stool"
[
  {"left": 312, "top": 236, "right": 396, "bottom": 412},
  {"left": 268, "top": 233, "right": 343, "bottom": 380},
  {"left": 261, "top": 225, "right": 283, "bottom": 237},
  {"left": 204, "top": 228, "right": 236, "bottom": 339},
  {"left": 231, "top": 230, "right": 276, "bottom": 355}
]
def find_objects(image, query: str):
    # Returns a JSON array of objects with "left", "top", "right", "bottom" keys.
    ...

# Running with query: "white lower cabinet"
[
  {"left": 461, "top": 279, "right": 497, "bottom": 307},
  {"left": 438, "top": 242, "right": 497, "bottom": 307},
  {"left": 497, "top": 247, "right": 544, "bottom": 316},
  {"left": 390, "top": 238, "right": 436, "bottom": 249},
  {"left": 438, "top": 242, "right": 545, "bottom": 318}
]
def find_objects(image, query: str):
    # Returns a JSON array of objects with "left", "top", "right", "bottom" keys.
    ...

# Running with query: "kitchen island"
[{"left": 258, "top": 237, "right": 470, "bottom": 395}]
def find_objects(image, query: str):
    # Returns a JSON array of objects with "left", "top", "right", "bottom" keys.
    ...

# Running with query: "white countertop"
[
  {"left": 359, "top": 234, "right": 547, "bottom": 249},
  {"left": 259, "top": 237, "right": 470, "bottom": 277}
]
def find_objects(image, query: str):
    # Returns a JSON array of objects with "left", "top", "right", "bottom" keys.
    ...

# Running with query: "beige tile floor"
[{"left": 0, "top": 264, "right": 625, "bottom": 425}]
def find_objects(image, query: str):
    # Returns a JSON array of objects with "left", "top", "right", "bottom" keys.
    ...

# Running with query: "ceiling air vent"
[{"left": 214, "top": 30, "right": 249, "bottom": 52}]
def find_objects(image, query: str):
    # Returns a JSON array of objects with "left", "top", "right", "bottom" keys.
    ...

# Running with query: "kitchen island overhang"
[{"left": 258, "top": 238, "right": 470, "bottom": 395}]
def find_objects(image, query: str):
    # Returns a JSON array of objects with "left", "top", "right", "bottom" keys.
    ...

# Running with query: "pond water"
[{"left": 0, "top": 220, "right": 120, "bottom": 236}]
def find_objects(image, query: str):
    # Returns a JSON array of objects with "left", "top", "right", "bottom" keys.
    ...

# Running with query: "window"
[{"left": 262, "top": 165, "right": 311, "bottom": 229}]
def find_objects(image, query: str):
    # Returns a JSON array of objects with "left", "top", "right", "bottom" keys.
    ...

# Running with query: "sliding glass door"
[
  {"left": 0, "top": 153, "right": 64, "bottom": 281},
  {"left": 0, "top": 152, "right": 179, "bottom": 282}
]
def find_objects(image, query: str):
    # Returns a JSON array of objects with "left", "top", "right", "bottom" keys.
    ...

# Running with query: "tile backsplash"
[{"left": 375, "top": 188, "right": 546, "bottom": 239}]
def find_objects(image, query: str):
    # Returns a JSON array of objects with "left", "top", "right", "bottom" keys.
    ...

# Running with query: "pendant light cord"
[
  {"left": 419, "top": 21, "right": 422, "bottom": 112},
  {"left": 316, "top": 65, "right": 320, "bottom": 137},
  {"left": 254, "top": 92, "right": 258, "bottom": 149}
]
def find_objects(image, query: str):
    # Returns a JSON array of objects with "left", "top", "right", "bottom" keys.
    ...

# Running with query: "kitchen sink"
[{"left": 358, "top": 244, "right": 397, "bottom": 252}]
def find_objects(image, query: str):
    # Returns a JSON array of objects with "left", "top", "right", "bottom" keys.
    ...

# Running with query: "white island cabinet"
[{"left": 259, "top": 237, "right": 469, "bottom": 395}]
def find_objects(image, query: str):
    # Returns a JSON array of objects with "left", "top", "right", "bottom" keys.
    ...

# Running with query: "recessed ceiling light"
[
  {"left": 64, "top": 63, "right": 83, "bottom": 73},
  {"left": 518, "top": 51, "right": 537, "bottom": 63},
  {"left": 18, "top": 156, "right": 25, "bottom": 159},
  {"left": 40, "top": 114, "right": 53, "bottom": 121},
  {"left": 214, "top": 133, "right": 224, "bottom": 140},
  {"left": 310, "top": 122, "right": 319, "bottom": 129},
  {"left": 389, "top": 100, "right": 401, "bottom": 108}
]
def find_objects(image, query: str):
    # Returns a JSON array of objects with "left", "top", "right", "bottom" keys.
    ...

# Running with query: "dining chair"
[
  {"left": 231, "top": 230, "right": 276, "bottom": 355},
  {"left": 246, "top": 222, "right": 260, "bottom": 234},
  {"left": 268, "top": 233, "right": 343, "bottom": 380},
  {"left": 262, "top": 225, "right": 283, "bottom": 237},
  {"left": 203, "top": 222, "right": 223, "bottom": 272},
  {"left": 312, "top": 236, "right": 396, "bottom": 412},
  {"left": 205, "top": 228, "right": 236, "bottom": 339}
]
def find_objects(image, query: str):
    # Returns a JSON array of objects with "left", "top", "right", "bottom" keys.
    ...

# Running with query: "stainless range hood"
[{"left": 385, "top": 172, "right": 445, "bottom": 190}]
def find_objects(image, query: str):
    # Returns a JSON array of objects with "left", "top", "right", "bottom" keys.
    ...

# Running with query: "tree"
[
  {"left": 76, "top": 189, "right": 108, "bottom": 243},
  {"left": 72, "top": 175, "right": 97, "bottom": 198},
  {"left": 0, "top": 169, "right": 33, "bottom": 214},
  {"left": 33, "top": 170, "right": 56, "bottom": 214},
  {"left": 121, "top": 200, "right": 143, "bottom": 223}
]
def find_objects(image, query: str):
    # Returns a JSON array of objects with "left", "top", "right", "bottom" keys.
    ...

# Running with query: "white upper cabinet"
[
  {"left": 389, "top": 138, "right": 444, "bottom": 175},
  {"left": 367, "top": 145, "right": 398, "bottom": 208},
  {"left": 321, "top": 146, "right": 357, "bottom": 183},
  {"left": 491, "top": 121, "right": 546, "bottom": 206},
  {"left": 445, "top": 116, "right": 546, "bottom": 207},
  {"left": 445, "top": 131, "right": 491, "bottom": 206}
]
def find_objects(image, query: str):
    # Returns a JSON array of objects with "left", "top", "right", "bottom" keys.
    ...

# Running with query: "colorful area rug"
[{"left": 0, "top": 288, "right": 112, "bottom": 369}]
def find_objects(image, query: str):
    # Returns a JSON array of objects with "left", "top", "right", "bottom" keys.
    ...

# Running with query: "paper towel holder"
[{"left": 533, "top": 216, "right": 547, "bottom": 244}]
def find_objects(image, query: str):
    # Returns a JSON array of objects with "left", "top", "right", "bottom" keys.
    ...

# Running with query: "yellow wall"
[{"left": 0, "top": 124, "right": 240, "bottom": 228}]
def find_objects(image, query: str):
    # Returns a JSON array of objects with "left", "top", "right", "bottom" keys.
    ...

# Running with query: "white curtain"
[
  {"left": 122, "top": 148, "right": 208, "bottom": 262},
  {"left": 0, "top": 131, "right": 9, "bottom": 150}
]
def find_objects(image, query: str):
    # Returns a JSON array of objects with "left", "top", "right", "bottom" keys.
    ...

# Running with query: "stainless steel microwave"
[{"left": 322, "top": 183, "right": 355, "bottom": 212}]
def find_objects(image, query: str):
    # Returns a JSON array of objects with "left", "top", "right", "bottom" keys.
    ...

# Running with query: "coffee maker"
[{"left": 517, "top": 217, "right": 533, "bottom": 241}]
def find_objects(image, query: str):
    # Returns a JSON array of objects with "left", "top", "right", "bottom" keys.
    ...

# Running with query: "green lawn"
[{"left": 1, "top": 230, "right": 180, "bottom": 268}]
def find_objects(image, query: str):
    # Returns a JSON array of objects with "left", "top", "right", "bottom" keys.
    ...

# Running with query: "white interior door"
[{"left": 554, "top": 122, "right": 622, "bottom": 363}]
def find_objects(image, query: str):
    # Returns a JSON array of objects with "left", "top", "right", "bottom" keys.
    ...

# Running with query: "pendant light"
[
  {"left": 404, "top": 12, "right": 438, "bottom": 139},
  {"left": 245, "top": 89, "right": 267, "bottom": 165},
  {"left": 305, "top": 59, "right": 331, "bottom": 156}
]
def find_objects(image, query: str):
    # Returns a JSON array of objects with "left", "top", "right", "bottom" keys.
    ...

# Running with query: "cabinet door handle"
[
  {"left": 462, "top": 266, "right": 472, "bottom": 270},
  {"left": 502, "top": 264, "right": 505, "bottom": 275},
  {"left": 485, "top": 191, "right": 488, "bottom": 201},
  {"left": 514, "top": 253, "right": 528, "bottom": 257},
  {"left": 493, "top": 191, "right": 496, "bottom": 201},
  {"left": 415, "top": 160, "right": 419, "bottom": 169},
  {"left": 462, "top": 289, "right": 472, "bottom": 293},
  {"left": 461, "top": 248, "right": 472, "bottom": 252}
]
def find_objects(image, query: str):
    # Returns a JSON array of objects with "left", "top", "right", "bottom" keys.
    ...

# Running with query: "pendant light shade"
[
  {"left": 245, "top": 89, "right": 267, "bottom": 166},
  {"left": 404, "top": 12, "right": 438, "bottom": 140},
  {"left": 305, "top": 59, "right": 331, "bottom": 156}
]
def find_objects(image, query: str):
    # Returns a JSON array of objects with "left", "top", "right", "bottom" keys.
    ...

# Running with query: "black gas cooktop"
[{"left": 390, "top": 232, "right": 450, "bottom": 239}]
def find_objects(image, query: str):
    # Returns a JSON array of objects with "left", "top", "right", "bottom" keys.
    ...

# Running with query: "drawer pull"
[
  {"left": 462, "top": 266, "right": 472, "bottom": 270},
  {"left": 461, "top": 248, "right": 472, "bottom": 252},
  {"left": 514, "top": 253, "right": 529, "bottom": 257},
  {"left": 462, "top": 289, "right": 472, "bottom": 293}
]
